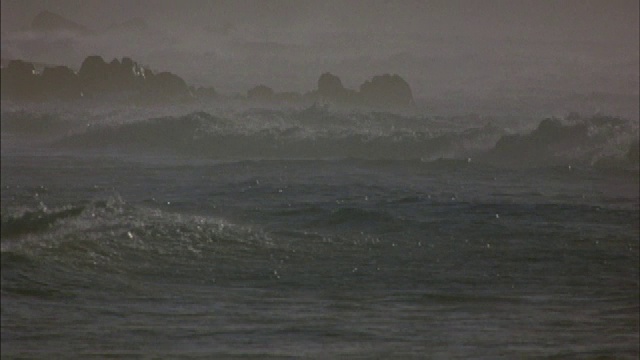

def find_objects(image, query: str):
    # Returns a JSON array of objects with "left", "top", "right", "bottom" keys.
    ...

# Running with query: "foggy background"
[{"left": 1, "top": 0, "right": 638, "bottom": 117}]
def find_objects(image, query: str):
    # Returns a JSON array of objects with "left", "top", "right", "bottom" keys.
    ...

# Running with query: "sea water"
[{"left": 1, "top": 103, "right": 638, "bottom": 358}]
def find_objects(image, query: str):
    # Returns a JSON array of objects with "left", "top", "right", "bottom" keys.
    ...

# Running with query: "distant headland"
[{"left": 1, "top": 55, "right": 415, "bottom": 111}]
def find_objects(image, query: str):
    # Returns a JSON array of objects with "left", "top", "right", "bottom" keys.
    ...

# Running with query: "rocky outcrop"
[
  {"left": 2, "top": 54, "right": 416, "bottom": 110},
  {"left": 77, "top": 55, "right": 153, "bottom": 97},
  {"left": 145, "top": 71, "right": 189, "bottom": 99},
  {"left": 0, "top": 60, "right": 41, "bottom": 100},
  {"left": 304, "top": 72, "right": 414, "bottom": 110},
  {"left": 41, "top": 65, "right": 81, "bottom": 99},
  {"left": 358, "top": 74, "right": 414, "bottom": 109},
  {"left": 1, "top": 56, "right": 190, "bottom": 102},
  {"left": 78, "top": 55, "right": 114, "bottom": 96},
  {"left": 317, "top": 73, "right": 347, "bottom": 101}
]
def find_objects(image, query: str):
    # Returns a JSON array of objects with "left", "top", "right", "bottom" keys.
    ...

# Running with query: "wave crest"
[
  {"left": 55, "top": 110, "right": 504, "bottom": 160},
  {"left": 4, "top": 108, "right": 638, "bottom": 168},
  {"left": 484, "top": 115, "right": 638, "bottom": 168}
]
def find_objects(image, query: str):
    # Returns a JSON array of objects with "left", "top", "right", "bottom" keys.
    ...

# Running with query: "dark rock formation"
[
  {"left": 2, "top": 54, "right": 415, "bottom": 110},
  {"left": 110, "top": 57, "right": 146, "bottom": 92},
  {"left": 77, "top": 55, "right": 147, "bottom": 96},
  {"left": 78, "top": 55, "right": 113, "bottom": 96},
  {"left": 317, "top": 73, "right": 347, "bottom": 100},
  {"left": 0, "top": 60, "right": 41, "bottom": 100},
  {"left": 2, "top": 55, "right": 190, "bottom": 102},
  {"left": 307, "top": 72, "right": 414, "bottom": 110},
  {"left": 76, "top": 55, "right": 188, "bottom": 100},
  {"left": 358, "top": 74, "right": 414, "bottom": 109},
  {"left": 41, "top": 66, "right": 80, "bottom": 99},
  {"left": 241, "top": 72, "right": 415, "bottom": 110},
  {"left": 145, "top": 71, "right": 190, "bottom": 99}
]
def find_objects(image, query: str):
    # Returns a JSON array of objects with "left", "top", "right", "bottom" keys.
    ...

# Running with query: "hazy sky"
[
  {"left": 2, "top": 0, "right": 638, "bottom": 40},
  {"left": 2, "top": 0, "right": 638, "bottom": 115}
]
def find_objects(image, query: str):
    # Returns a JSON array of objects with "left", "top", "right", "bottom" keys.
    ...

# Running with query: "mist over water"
[
  {"left": 2, "top": 1, "right": 639, "bottom": 358},
  {"left": 2, "top": 1, "right": 639, "bottom": 117}
]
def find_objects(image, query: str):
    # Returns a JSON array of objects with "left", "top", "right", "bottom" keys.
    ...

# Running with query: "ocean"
[{"left": 1, "top": 102, "right": 638, "bottom": 358}]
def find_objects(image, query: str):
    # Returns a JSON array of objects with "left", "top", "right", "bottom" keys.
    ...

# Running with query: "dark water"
[{"left": 1, "top": 106, "right": 639, "bottom": 358}]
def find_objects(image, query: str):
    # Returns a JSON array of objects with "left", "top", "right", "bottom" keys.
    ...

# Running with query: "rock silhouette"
[
  {"left": 317, "top": 73, "right": 351, "bottom": 102},
  {"left": 1, "top": 55, "right": 190, "bottom": 102},
  {"left": 78, "top": 56, "right": 116, "bottom": 96},
  {"left": 1, "top": 60, "right": 41, "bottom": 100},
  {"left": 3, "top": 54, "right": 415, "bottom": 110},
  {"left": 41, "top": 66, "right": 81, "bottom": 99},
  {"left": 145, "top": 71, "right": 189, "bottom": 99},
  {"left": 300, "top": 72, "right": 414, "bottom": 110},
  {"left": 359, "top": 74, "right": 415, "bottom": 109}
]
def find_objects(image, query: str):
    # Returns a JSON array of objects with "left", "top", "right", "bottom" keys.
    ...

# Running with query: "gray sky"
[
  {"left": 2, "top": 0, "right": 638, "bottom": 115},
  {"left": 2, "top": 1, "right": 637, "bottom": 41},
  {"left": 1, "top": 0, "right": 638, "bottom": 39}
]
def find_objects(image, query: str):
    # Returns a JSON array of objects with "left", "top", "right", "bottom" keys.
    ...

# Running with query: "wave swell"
[
  {"left": 3, "top": 107, "right": 638, "bottom": 167},
  {"left": 484, "top": 115, "right": 638, "bottom": 168}
]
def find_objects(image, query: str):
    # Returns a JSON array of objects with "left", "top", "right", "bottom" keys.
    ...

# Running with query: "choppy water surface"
[{"left": 2, "top": 105, "right": 638, "bottom": 358}]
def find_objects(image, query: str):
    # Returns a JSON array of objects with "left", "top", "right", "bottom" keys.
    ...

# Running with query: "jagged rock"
[
  {"left": 78, "top": 55, "right": 150, "bottom": 97},
  {"left": 0, "top": 60, "right": 41, "bottom": 100},
  {"left": 317, "top": 73, "right": 347, "bottom": 100},
  {"left": 78, "top": 55, "right": 112, "bottom": 96},
  {"left": 120, "top": 57, "right": 146, "bottom": 79},
  {"left": 145, "top": 71, "right": 189, "bottom": 98},
  {"left": 41, "top": 66, "right": 80, "bottom": 99},
  {"left": 111, "top": 57, "right": 145, "bottom": 91},
  {"left": 4, "top": 60, "right": 37, "bottom": 79},
  {"left": 358, "top": 74, "right": 414, "bottom": 109},
  {"left": 2, "top": 55, "right": 190, "bottom": 102},
  {"left": 309, "top": 72, "right": 359, "bottom": 105},
  {"left": 311, "top": 72, "right": 414, "bottom": 109}
]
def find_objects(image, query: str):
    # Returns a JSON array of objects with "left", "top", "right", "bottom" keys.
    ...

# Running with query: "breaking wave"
[
  {"left": 3, "top": 107, "right": 638, "bottom": 168},
  {"left": 484, "top": 115, "right": 639, "bottom": 168},
  {"left": 50, "top": 109, "right": 505, "bottom": 160},
  {"left": 0, "top": 195, "right": 280, "bottom": 289},
  {"left": 0, "top": 110, "right": 80, "bottom": 138}
]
